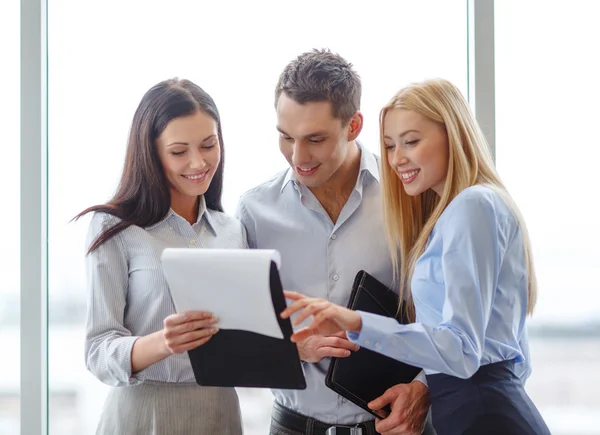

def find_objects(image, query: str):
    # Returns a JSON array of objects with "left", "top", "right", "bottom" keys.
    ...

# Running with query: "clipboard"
[{"left": 161, "top": 248, "right": 306, "bottom": 390}]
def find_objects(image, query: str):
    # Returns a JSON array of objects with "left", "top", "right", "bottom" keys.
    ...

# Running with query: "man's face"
[{"left": 276, "top": 94, "right": 353, "bottom": 189}]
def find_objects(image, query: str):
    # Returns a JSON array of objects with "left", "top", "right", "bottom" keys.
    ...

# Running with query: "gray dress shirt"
[{"left": 236, "top": 145, "right": 424, "bottom": 424}]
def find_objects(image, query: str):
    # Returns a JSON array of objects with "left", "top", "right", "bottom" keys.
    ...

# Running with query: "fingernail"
[
  {"left": 211, "top": 317, "right": 219, "bottom": 324},
  {"left": 344, "top": 350, "right": 351, "bottom": 356},
  {"left": 212, "top": 327, "right": 219, "bottom": 333}
]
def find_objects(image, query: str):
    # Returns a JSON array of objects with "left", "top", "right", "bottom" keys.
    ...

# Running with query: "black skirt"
[{"left": 426, "top": 360, "right": 550, "bottom": 435}]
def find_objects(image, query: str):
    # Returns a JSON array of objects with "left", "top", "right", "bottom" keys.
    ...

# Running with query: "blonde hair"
[{"left": 379, "top": 78, "right": 537, "bottom": 321}]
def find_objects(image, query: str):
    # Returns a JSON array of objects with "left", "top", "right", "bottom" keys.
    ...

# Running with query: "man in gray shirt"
[{"left": 236, "top": 49, "right": 434, "bottom": 435}]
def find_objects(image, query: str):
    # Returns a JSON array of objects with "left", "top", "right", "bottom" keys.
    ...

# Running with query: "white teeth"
[
  {"left": 185, "top": 171, "right": 208, "bottom": 180},
  {"left": 401, "top": 170, "right": 419, "bottom": 180},
  {"left": 298, "top": 166, "right": 317, "bottom": 172}
]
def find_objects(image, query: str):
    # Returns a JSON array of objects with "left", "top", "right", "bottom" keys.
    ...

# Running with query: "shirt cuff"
[
  {"left": 113, "top": 335, "right": 145, "bottom": 385},
  {"left": 346, "top": 311, "right": 396, "bottom": 352},
  {"left": 413, "top": 369, "right": 428, "bottom": 386}
]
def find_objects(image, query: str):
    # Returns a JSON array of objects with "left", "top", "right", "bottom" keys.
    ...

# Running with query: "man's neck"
[{"left": 309, "top": 142, "right": 361, "bottom": 223}]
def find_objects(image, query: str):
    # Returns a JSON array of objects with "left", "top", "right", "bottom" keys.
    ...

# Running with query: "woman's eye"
[
  {"left": 405, "top": 139, "right": 419, "bottom": 146},
  {"left": 172, "top": 151, "right": 185, "bottom": 156}
]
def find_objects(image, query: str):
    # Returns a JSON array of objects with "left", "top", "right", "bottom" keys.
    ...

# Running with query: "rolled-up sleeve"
[{"left": 84, "top": 214, "right": 142, "bottom": 386}]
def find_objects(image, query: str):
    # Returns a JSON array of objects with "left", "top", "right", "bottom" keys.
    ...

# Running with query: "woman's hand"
[
  {"left": 162, "top": 311, "right": 220, "bottom": 354},
  {"left": 281, "top": 291, "right": 362, "bottom": 343}
]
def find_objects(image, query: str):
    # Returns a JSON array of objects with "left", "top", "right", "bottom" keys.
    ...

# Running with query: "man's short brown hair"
[{"left": 274, "top": 48, "right": 361, "bottom": 124}]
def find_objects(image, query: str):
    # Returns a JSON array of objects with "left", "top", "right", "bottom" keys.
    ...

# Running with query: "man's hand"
[
  {"left": 369, "top": 381, "right": 429, "bottom": 435},
  {"left": 297, "top": 331, "right": 360, "bottom": 363}
]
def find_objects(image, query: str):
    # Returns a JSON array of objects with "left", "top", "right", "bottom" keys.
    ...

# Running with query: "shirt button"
[
  {"left": 365, "top": 340, "right": 371, "bottom": 345},
  {"left": 169, "top": 226, "right": 174, "bottom": 230},
  {"left": 375, "top": 342, "right": 381, "bottom": 348},
  {"left": 331, "top": 234, "right": 337, "bottom": 240},
  {"left": 332, "top": 274, "right": 339, "bottom": 281},
  {"left": 189, "top": 239, "right": 196, "bottom": 245}
]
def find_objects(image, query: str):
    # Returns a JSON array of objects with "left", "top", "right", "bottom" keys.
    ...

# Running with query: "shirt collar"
[
  {"left": 280, "top": 141, "right": 380, "bottom": 193},
  {"left": 200, "top": 197, "right": 218, "bottom": 236},
  {"left": 145, "top": 195, "right": 217, "bottom": 235}
]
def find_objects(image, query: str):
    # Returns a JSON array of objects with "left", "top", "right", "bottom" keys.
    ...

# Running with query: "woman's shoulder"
[
  {"left": 440, "top": 185, "right": 515, "bottom": 228},
  {"left": 450, "top": 185, "right": 509, "bottom": 212},
  {"left": 87, "top": 211, "right": 122, "bottom": 234},
  {"left": 89, "top": 210, "right": 122, "bottom": 225}
]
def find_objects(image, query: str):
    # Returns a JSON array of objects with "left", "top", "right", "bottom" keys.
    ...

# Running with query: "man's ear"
[{"left": 348, "top": 112, "right": 364, "bottom": 141}]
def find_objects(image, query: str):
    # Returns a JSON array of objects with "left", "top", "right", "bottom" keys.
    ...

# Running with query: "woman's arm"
[
  {"left": 131, "top": 311, "right": 219, "bottom": 373},
  {"left": 348, "top": 193, "right": 504, "bottom": 378},
  {"left": 84, "top": 215, "right": 219, "bottom": 385},
  {"left": 284, "top": 192, "right": 507, "bottom": 378},
  {"left": 84, "top": 215, "right": 142, "bottom": 386}
]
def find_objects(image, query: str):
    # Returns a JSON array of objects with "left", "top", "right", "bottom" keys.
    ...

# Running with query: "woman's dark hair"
[{"left": 74, "top": 78, "right": 225, "bottom": 254}]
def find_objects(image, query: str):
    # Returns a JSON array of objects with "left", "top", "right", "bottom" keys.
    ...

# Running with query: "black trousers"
[{"left": 426, "top": 360, "right": 551, "bottom": 435}]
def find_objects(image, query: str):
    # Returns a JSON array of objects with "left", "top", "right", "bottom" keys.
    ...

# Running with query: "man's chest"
[{"left": 253, "top": 210, "right": 395, "bottom": 304}]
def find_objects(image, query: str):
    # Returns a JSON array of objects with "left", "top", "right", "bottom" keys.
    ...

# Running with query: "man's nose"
[{"left": 292, "top": 143, "right": 311, "bottom": 166}]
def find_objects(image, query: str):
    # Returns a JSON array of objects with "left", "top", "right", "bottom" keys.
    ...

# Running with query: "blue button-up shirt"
[
  {"left": 236, "top": 145, "right": 423, "bottom": 424},
  {"left": 348, "top": 185, "right": 532, "bottom": 382}
]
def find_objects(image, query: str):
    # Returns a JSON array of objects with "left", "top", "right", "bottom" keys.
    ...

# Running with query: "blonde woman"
[{"left": 281, "top": 79, "right": 550, "bottom": 434}]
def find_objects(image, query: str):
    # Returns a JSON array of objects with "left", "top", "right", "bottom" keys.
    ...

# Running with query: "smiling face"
[
  {"left": 156, "top": 110, "right": 220, "bottom": 213},
  {"left": 383, "top": 108, "right": 449, "bottom": 197},
  {"left": 276, "top": 93, "right": 360, "bottom": 189}
]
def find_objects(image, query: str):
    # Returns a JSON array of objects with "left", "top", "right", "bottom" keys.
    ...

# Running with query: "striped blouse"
[{"left": 84, "top": 196, "right": 248, "bottom": 387}]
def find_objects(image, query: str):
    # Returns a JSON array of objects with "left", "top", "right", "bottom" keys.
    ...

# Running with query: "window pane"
[
  {"left": 496, "top": 2, "right": 600, "bottom": 433},
  {"left": 0, "top": 1, "right": 21, "bottom": 434},
  {"left": 48, "top": 1, "right": 467, "bottom": 433}
]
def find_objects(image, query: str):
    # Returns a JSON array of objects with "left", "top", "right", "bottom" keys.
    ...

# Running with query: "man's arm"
[{"left": 234, "top": 199, "right": 256, "bottom": 249}]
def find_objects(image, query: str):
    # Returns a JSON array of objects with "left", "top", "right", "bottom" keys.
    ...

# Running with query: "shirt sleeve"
[
  {"left": 347, "top": 194, "right": 502, "bottom": 379},
  {"left": 83, "top": 214, "right": 142, "bottom": 387},
  {"left": 235, "top": 198, "right": 257, "bottom": 249}
]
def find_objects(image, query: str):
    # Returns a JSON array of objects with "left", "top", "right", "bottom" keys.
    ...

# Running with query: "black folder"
[
  {"left": 187, "top": 261, "right": 306, "bottom": 390},
  {"left": 325, "top": 270, "right": 422, "bottom": 418}
]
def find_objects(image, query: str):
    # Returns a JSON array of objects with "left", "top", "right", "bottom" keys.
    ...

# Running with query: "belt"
[{"left": 272, "top": 401, "right": 375, "bottom": 435}]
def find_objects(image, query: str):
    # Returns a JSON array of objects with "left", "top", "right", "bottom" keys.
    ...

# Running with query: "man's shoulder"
[{"left": 238, "top": 168, "right": 290, "bottom": 207}]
